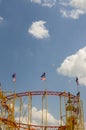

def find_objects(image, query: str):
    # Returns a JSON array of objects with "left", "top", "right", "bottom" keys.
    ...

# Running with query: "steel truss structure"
[{"left": 0, "top": 90, "right": 85, "bottom": 130}]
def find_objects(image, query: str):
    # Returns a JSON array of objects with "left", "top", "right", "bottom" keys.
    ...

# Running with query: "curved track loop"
[
  {"left": 5, "top": 91, "right": 75, "bottom": 101},
  {"left": 0, "top": 117, "right": 67, "bottom": 129},
  {"left": 0, "top": 91, "right": 76, "bottom": 130}
]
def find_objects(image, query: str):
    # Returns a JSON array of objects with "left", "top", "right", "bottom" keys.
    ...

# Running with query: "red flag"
[
  {"left": 12, "top": 73, "right": 16, "bottom": 82},
  {"left": 41, "top": 72, "right": 46, "bottom": 81}
]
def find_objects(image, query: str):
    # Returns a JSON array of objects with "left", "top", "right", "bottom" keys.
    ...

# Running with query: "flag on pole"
[
  {"left": 41, "top": 72, "right": 46, "bottom": 81},
  {"left": 12, "top": 73, "right": 16, "bottom": 82},
  {"left": 76, "top": 77, "right": 79, "bottom": 85}
]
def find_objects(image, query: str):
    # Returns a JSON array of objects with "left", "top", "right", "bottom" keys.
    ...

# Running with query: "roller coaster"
[{"left": 0, "top": 89, "right": 85, "bottom": 130}]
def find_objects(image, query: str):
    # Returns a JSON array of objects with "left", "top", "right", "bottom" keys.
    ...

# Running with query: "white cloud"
[
  {"left": 60, "top": 9, "right": 84, "bottom": 19},
  {"left": 30, "top": 0, "right": 86, "bottom": 18},
  {"left": 31, "top": 0, "right": 41, "bottom": 4},
  {"left": 32, "top": 107, "right": 59, "bottom": 125},
  {"left": 59, "top": 0, "right": 86, "bottom": 19},
  {"left": 70, "top": 0, "right": 86, "bottom": 10},
  {"left": 0, "top": 16, "right": 4, "bottom": 23},
  {"left": 30, "top": 0, "right": 56, "bottom": 8},
  {"left": 59, "top": 0, "right": 69, "bottom": 7},
  {"left": 57, "top": 47, "right": 86, "bottom": 86},
  {"left": 28, "top": 20, "right": 49, "bottom": 39},
  {"left": 42, "top": 0, "right": 56, "bottom": 8},
  {"left": 15, "top": 106, "right": 59, "bottom": 126}
]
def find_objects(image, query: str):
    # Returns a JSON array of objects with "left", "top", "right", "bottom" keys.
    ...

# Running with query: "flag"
[
  {"left": 76, "top": 77, "right": 79, "bottom": 85},
  {"left": 12, "top": 73, "right": 16, "bottom": 82},
  {"left": 41, "top": 72, "right": 46, "bottom": 81}
]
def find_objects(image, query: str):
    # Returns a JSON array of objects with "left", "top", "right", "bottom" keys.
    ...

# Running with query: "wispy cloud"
[
  {"left": 42, "top": 0, "right": 56, "bottom": 8},
  {"left": 0, "top": 16, "right": 4, "bottom": 23},
  {"left": 26, "top": 48, "right": 34, "bottom": 57},
  {"left": 59, "top": 0, "right": 86, "bottom": 19},
  {"left": 30, "top": 0, "right": 86, "bottom": 19},
  {"left": 60, "top": 9, "right": 84, "bottom": 19},
  {"left": 28, "top": 20, "right": 50, "bottom": 39},
  {"left": 30, "top": 0, "right": 56, "bottom": 8},
  {"left": 57, "top": 47, "right": 86, "bottom": 86},
  {"left": 31, "top": 0, "right": 41, "bottom": 4}
]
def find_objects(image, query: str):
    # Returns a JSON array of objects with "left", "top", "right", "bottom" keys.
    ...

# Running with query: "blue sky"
[{"left": 0, "top": 0, "right": 86, "bottom": 127}]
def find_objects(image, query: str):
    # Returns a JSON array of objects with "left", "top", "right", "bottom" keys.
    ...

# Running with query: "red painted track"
[
  {"left": 0, "top": 91, "right": 76, "bottom": 129},
  {"left": 0, "top": 117, "right": 67, "bottom": 129},
  {"left": 5, "top": 91, "right": 75, "bottom": 101}
]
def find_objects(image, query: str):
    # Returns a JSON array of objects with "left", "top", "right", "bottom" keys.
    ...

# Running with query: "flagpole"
[
  {"left": 41, "top": 72, "right": 47, "bottom": 90},
  {"left": 12, "top": 73, "right": 16, "bottom": 125},
  {"left": 76, "top": 77, "right": 79, "bottom": 94},
  {"left": 14, "top": 82, "right": 16, "bottom": 93},
  {"left": 41, "top": 72, "right": 47, "bottom": 129},
  {"left": 44, "top": 79, "right": 47, "bottom": 91},
  {"left": 76, "top": 85, "right": 79, "bottom": 94}
]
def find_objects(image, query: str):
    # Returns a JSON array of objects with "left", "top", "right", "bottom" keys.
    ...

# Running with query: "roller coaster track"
[
  {"left": 0, "top": 91, "right": 77, "bottom": 130},
  {"left": 5, "top": 91, "right": 75, "bottom": 101},
  {"left": 0, "top": 117, "right": 67, "bottom": 129}
]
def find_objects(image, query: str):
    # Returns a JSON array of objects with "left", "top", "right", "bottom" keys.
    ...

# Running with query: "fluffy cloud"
[
  {"left": 57, "top": 47, "right": 86, "bottom": 86},
  {"left": 15, "top": 106, "right": 59, "bottom": 126},
  {"left": 32, "top": 107, "right": 59, "bottom": 125},
  {"left": 28, "top": 20, "right": 49, "bottom": 39},
  {"left": 70, "top": 0, "right": 86, "bottom": 10},
  {"left": 30, "top": 0, "right": 56, "bottom": 8},
  {"left": 59, "top": 0, "right": 86, "bottom": 19}
]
